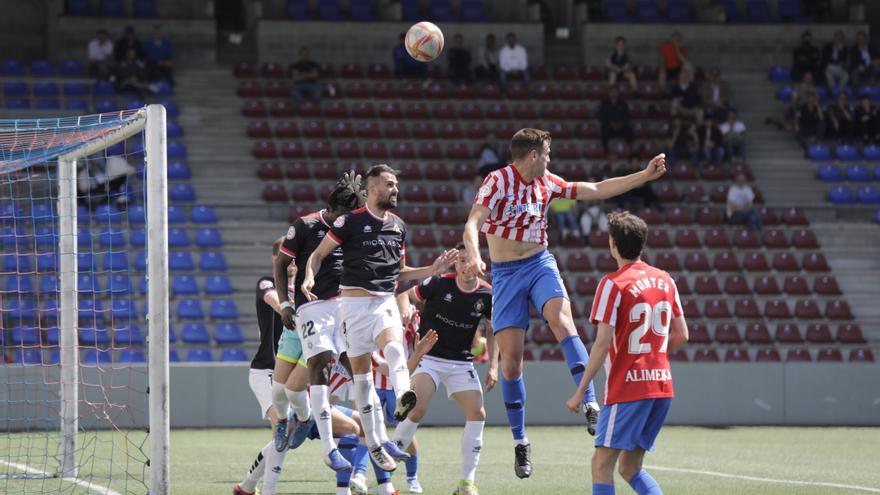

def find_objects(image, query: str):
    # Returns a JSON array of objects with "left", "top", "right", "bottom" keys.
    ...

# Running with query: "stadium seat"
[
  {"left": 133, "top": 0, "right": 158, "bottom": 16},
  {"left": 806, "top": 144, "right": 832, "bottom": 160},
  {"left": 752, "top": 276, "right": 780, "bottom": 295},
  {"left": 654, "top": 252, "right": 681, "bottom": 271},
  {"left": 168, "top": 228, "right": 190, "bottom": 247},
  {"left": 350, "top": 0, "right": 377, "bottom": 20},
  {"left": 182, "top": 323, "right": 210, "bottom": 344},
  {"left": 734, "top": 299, "right": 761, "bottom": 319},
  {"left": 857, "top": 185, "right": 880, "bottom": 203},
  {"left": 172, "top": 275, "right": 199, "bottom": 295},
  {"left": 762, "top": 229, "right": 788, "bottom": 249},
  {"left": 771, "top": 252, "right": 799, "bottom": 271},
  {"left": 755, "top": 349, "right": 781, "bottom": 362},
  {"left": 849, "top": 349, "right": 875, "bottom": 362},
  {"left": 170, "top": 184, "right": 195, "bottom": 202},
  {"left": 115, "top": 324, "right": 144, "bottom": 346},
  {"left": 170, "top": 251, "right": 196, "bottom": 271},
  {"left": 725, "top": 349, "right": 751, "bottom": 363},
  {"left": 825, "top": 300, "right": 853, "bottom": 320},
  {"left": 828, "top": 185, "right": 855, "bottom": 204},
  {"left": 835, "top": 323, "right": 865, "bottom": 343},
  {"left": 111, "top": 299, "right": 138, "bottom": 321},
  {"left": 210, "top": 300, "right": 239, "bottom": 320},
  {"left": 220, "top": 348, "right": 249, "bottom": 362},
  {"left": 131, "top": 229, "right": 146, "bottom": 248},
  {"left": 693, "top": 349, "right": 719, "bottom": 363},
  {"left": 744, "top": 323, "right": 771, "bottom": 344},
  {"left": 863, "top": 144, "right": 880, "bottom": 161},
  {"left": 713, "top": 322, "right": 740, "bottom": 344},
  {"left": 103, "top": 252, "right": 129, "bottom": 271},
  {"left": 834, "top": 144, "right": 860, "bottom": 161},
  {"left": 109, "top": 275, "right": 132, "bottom": 294},
  {"left": 215, "top": 323, "right": 244, "bottom": 344},
  {"left": 845, "top": 164, "right": 871, "bottom": 182},
  {"left": 794, "top": 300, "right": 821, "bottom": 319},
  {"left": 684, "top": 252, "right": 710, "bottom": 271},
  {"left": 815, "top": 348, "right": 842, "bottom": 363},
  {"left": 694, "top": 275, "right": 721, "bottom": 295},
  {"left": 812, "top": 275, "right": 840, "bottom": 295},
  {"left": 816, "top": 164, "right": 841, "bottom": 182},
  {"left": 118, "top": 349, "right": 146, "bottom": 363},
  {"left": 680, "top": 300, "right": 701, "bottom": 319},
  {"left": 733, "top": 229, "right": 760, "bottom": 249},
  {"left": 187, "top": 349, "right": 214, "bottom": 362},
  {"left": 177, "top": 299, "right": 204, "bottom": 320},
  {"left": 803, "top": 252, "right": 830, "bottom": 271},
  {"left": 81, "top": 349, "right": 112, "bottom": 366},
  {"left": 805, "top": 324, "right": 833, "bottom": 344},
  {"left": 768, "top": 66, "right": 790, "bottom": 82},
  {"left": 195, "top": 228, "right": 223, "bottom": 248},
  {"left": 786, "top": 349, "right": 812, "bottom": 362},
  {"left": 200, "top": 252, "right": 228, "bottom": 271}
]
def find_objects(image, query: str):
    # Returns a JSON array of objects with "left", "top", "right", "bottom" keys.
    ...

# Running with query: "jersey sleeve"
[
  {"left": 256, "top": 277, "right": 275, "bottom": 298},
  {"left": 670, "top": 277, "right": 683, "bottom": 318},
  {"left": 590, "top": 276, "right": 623, "bottom": 326},
  {"left": 473, "top": 172, "right": 504, "bottom": 211},
  {"left": 413, "top": 276, "right": 439, "bottom": 302},
  {"left": 546, "top": 172, "right": 577, "bottom": 200},
  {"left": 483, "top": 293, "right": 493, "bottom": 320},
  {"left": 327, "top": 213, "right": 350, "bottom": 245},
  {"left": 280, "top": 218, "right": 306, "bottom": 259},
  {"left": 400, "top": 220, "right": 408, "bottom": 263}
]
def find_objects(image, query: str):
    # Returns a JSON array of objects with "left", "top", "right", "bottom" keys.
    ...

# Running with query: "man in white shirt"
[
  {"left": 88, "top": 29, "right": 115, "bottom": 80},
  {"left": 719, "top": 110, "right": 746, "bottom": 161},
  {"left": 498, "top": 32, "right": 529, "bottom": 92},
  {"left": 726, "top": 173, "right": 762, "bottom": 231}
]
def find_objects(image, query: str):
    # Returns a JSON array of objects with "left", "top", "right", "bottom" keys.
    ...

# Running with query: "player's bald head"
[{"left": 608, "top": 211, "right": 647, "bottom": 261}]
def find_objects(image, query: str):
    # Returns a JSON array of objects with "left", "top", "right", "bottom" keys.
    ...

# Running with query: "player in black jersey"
[
  {"left": 272, "top": 172, "right": 365, "bottom": 473},
  {"left": 302, "top": 164, "right": 458, "bottom": 473},
  {"left": 392, "top": 243, "right": 498, "bottom": 495}
]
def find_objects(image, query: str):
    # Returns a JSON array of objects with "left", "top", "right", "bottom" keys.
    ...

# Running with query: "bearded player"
[
  {"left": 567, "top": 212, "right": 689, "bottom": 495},
  {"left": 462, "top": 128, "right": 666, "bottom": 478}
]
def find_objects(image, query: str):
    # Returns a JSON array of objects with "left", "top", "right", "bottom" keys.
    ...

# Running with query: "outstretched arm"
[
  {"left": 399, "top": 249, "right": 457, "bottom": 281},
  {"left": 575, "top": 153, "right": 667, "bottom": 202}
]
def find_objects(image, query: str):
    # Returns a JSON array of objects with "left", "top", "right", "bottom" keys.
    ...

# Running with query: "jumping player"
[
  {"left": 567, "top": 212, "right": 689, "bottom": 495},
  {"left": 462, "top": 128, "right": 666, "bottom": 478},
  {"left": 302, "top": 164, "right": 457, "bottom": 472},
  {"left": 393, "top": 243, "right": 497, "bottom": 495},
  {"left": 274, "top": 171, "right": 365, "bottom": 472}
]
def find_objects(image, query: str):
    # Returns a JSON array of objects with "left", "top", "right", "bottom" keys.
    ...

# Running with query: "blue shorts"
[
  {"left": 491, "top": 250, "right": 568, "bottom": 332},
  {"left": 595, "top": 398, "right": 672, "bottom": 452},
  {"left": 375, "top": 388, "right": 398, "bottom": 426}
]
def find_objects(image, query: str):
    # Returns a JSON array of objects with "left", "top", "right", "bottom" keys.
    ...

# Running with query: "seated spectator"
[
  {"left": 393, "top": 32, "right": 427, "bottom": 80},
  {"left": 791, "top": 71, "right": 818, "bottom": 109},
  {"left": 854, "top": 95, "right": 877, "bottom": 143},
  {"left": 114, "top": 48, "right": 150, "bottom": 96},
  {"left": 579, "top": 200, "right": 608, "bottom": 240},
  {"left": 657, "top": 31, "right": 691, "bottom": 91},
  {"left": 115, "top": 25, "right": 144, "bottom": 63},
  {"left": 447, "top": 33, "right": 472, "bottom": 86},
  {"left": 828, "top": 92, "right": 855, "bottom": 142},
  {"left": 599, "top": 86, "right": 635, "bottom": 154},
  {"left": 699, "top": 67, "right": 733, "bottom": 120},
  {"left": 665, "top": 116, "right": 698, "bottom": 166},
  {"left": 794, "top": 94, "right": 826, "bottom": 146},
  {"left": 477, "top": 133, "right": 503, "bottom": 176},
  {"left": 697, "top": 117, "right": 724, "bottom": 165},
  {"left": 849, "top": 31, "right": 880, "bottom": 87},
  {"left": 77, "top": 156, "right": 135, "bottom": 208},
  {"left": 498, "top": 32, "right": 529, "bottom": 92},
  {"left": 461, "top": 174, "right": 484, "bottom": 205},
  {"left": 87, "top": 29, "right": 115, "bottom": 81},
  {"left": 291, "top": 47, "right": 321, "bottom": 102},
  {"left": 143, "top": 25, "right": 174, "bottom": 84},
  {"left": 726, "top": 173, "right": 762, "bottom": 232},
  {"left": 104, "top": 155, "right": 136, "bottom": 205},
  {"left": 475, "top": 33, "right": 499, "bottom": 81},
  {"left": 823, "top": 30, "right": 849, "bottom": 90},
  {"left": 606, "top": 36, "right": 637, "bottom": 88},
  {"left": 719, "top": 110, "right": 747, "bottom": 161},
  {"left": 670, "top": 71, "right": 703, "bottom": 124},
  {"left": 550, "top": 198, "right": 580, "bottom": 241},
  {"left": 792, "top": 30, "right": 822, "bottom": 83}
]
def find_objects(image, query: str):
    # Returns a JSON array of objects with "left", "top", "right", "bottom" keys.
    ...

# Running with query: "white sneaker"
[
  {"left": 369, "top": 445, "right": 397, "bottom": 472},
  {"left": 584, "top": 402, "right": 600, "bottom": 436},
  {"left": 349, "top": 473, "right": 368, "bottom": 495},
  {"left": 406, "top": 477, "right": 423, "bottom": 493}
]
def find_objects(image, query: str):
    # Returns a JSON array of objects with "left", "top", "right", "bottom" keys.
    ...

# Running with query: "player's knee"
[
  {"left": 591, "top": 451, "right": 615, "bottom": 476},
  {"left": 468, "top": 406, "right": 486, "bottom": 421},
  {"left": 617, "top": 458, "right": 641, "bottom": 481},
  {"left": 501, "top": 360, "right": 523, "bottom": 380}
]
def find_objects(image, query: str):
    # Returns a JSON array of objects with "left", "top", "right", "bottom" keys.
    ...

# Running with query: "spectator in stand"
[
  {"left": 579, "top": 200, "right": 608, "bottom": 240},
  {"left": 726, "top": 173, "right": 762, "bottom": 232},
  {"left": 794, "top": 93, "right": 826, "bottom": 146},
  {"left": 498, "top": 32, "right": 529, "bottom": 92},
  {"left": 791, "top": 30, "right": 822, "bottom": 83},
  {"left": 610, "top": 159, "right": 661, "bottom": 211},
  {"left": 291, "top": 47, "right": 321, "bottom": 102},
  {"left": 849, "top": 31, "right": 880, "bottom": 87},
  {"left": 476, "top": 133, "right": 503, "bottom": 176},
  {"left": 699, "top": 67, "right": 733, "bottom": 120},
  {"left": 791, "top": 71, "right": 818, "bottom": 109},
  {"left": 828, "top": 92, "right": 855, "bottom": 142},
  {"left": 114, "top": 26, "right": 144, "bottom": 63},
  {"left": 823, "top": 30, "right": 849, "bottom": 90},
  {"left": 88, "top": 29, "right": 115, "bottom": 80},
  {"left": 657, "top": 31, "right": 691, "bottom": 91},
  {"left": 697, "top": 117, "right": 724, "bottom": 165},
  {"left": 393, "top": 32, "right": 428, "bottom": 80},
  {"left": 550, "top": 198, "right": 580, "bottom": 241},
  {"left": 447, "top": 33, "right": 472, "bottom": 86},
  {"left": 606, "top": 36, "right": 637, "bottom": 89},
  {"left": 665, "top": 115, "right": 698, "bottom": 166},
  {"left": 854, "top": 94, "right": 877, "bottom": 143},
  {"left": 670, "top": 71, "right": 703, "bottom": 124},
  {"left": 143, "top": 25, "right": 175, "bottom": 84},
  {"left": 475, "top": 33, "right": 499, "bottom": 81},
  {"left": 114, "top": 48, "right": 150, "bottom": 96},
  {"left": 719, "top": 110, "right": 747, "bottom": 161},
  {"left": 598, "top": 86, "right": 635, "bottom": 155}
]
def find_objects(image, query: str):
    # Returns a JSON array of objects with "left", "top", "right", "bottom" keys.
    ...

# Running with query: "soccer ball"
[{"left": 405, "top": 21, "right": 444, "bottom": 62}]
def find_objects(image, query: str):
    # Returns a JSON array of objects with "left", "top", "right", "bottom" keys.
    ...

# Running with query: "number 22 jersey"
[{"left": 590, "top": 261, "right": 683, "bottom": 405}]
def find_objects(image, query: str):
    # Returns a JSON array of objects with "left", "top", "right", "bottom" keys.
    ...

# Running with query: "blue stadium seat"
[
  {"left": 45, "top": 326, "right": 59, "bottom": 345},
  {"left": 109, "top": 274, "right": 133, "bottom": 294},
  {"left": 835, "top": 144, "right": 860, "bottom": 161},
  {"left": 168, "top": 161, "right": 191, "bottom": 179},
  {"left": 99, "top": 228, "right": 125, "bottom": 247},
  {"left": 12, "top": 326, "right": 40, "bottom": 345},
  {"left": 722, "top": 0, "right": 742, "bottom": 21},
  {"left": 5, "top": 98, "right": 29, "bottom": 110},
  {"left": 6, "top": 297, "right": 36, "bottom": 321},
  {"left": 170, "top": 183, "right": 195, "bottom": 201},
  {"left": 15, "top": 349, "right": 43, "bottom": 366},
  {"left": 6, "top": 275, "right": 34, "bottom": 293},
  {"left": 34, "top": 226, "right": 57, "bottom": 247},
  {"left": 36, "top": 99, "right": 61, "bottom": 110},
  {"left": 831, "top": 86, "right": 853, "bottom": 100},
  {"left": 828, "top": 185, "right": 855, "bottom": 204},
  {"left": 170, "top": 251, "right": 195, "bottom": 271},
  {"left": 215, "top": 323, "right": 244, "bottom": 344},
  {"left": 94, "top": 204, "right": 123, "bottom": 224},
  {"left": 204, "top": 275, "right": 233, "bottom": 295},
  {"left": 135, "top": 251, "right": 148, "bottom": 271},
  {"left": 286, "top": 0, "right": 313, "bottom": 19},
  {"left": 100, "top": 0, "right": 126, "bottom": 16},
  {"left": 124, "top": 98, "right": 145, "bottom": 111},
  {"left": 60, "top": 60, "right": 83, "bottom": 77},
  {"left": 666, "top": 0, "right": 691, "bottom": 21},
  {"left": 111, "top": 299, "right": 138, "bottom": 320},
  {"left": 118, "top": 349, "right": 146, "bottom": 363},
  {"left": 182, "top": 323, "right": 210, "bottom": 344},
  {"left": 220, "top": 348, "right": 248, "bottom": 362},
  {"left": 816, "top": 164, "right": 842, "bottom": 181},
  {"left": 133, "top": 0, "right": 158, "bottom": 17},
  {"left": 167, "top": 205, "right": 186, "bottom": 224},
  {"left": 40, "top": 299, "right": 59, "bottom": 321},
  {"left": 130, "top": 228, "right": 146, "bottom": 247},
  {"left": 191, "top": 205, "right": 217, "bottom": 224},
  {"left": 350, "top": 0, "right": 377, "bottom": 20},
  {"left": 0, "top": 225, "right": 22, "bottom": 246},
  {"left": 857, "top": 185, "right": 880, "bottom": 203},
  {"left": 3, "top": 254, "right": 31, "bottom": 272},
  {"left": 93, "top": 80, "right": 116, "bottom": 97},
  {"left": 1, "top": 59, "right": 25, "bottom": 76},
  {"left": 635, "top": 0, "right": 661, "bottom": 21},
  {"left": 66, "top": 99, "right": 89, "bottom": 112},
  {"left": 31, "top": 61, "right": 53, "bottom": 77},
  {"left": 429, "top": 0, "right": 457, "bottom": 21},
  {"left": 63, "top": 81, "right": 89, "bottom": 96},
  {"left": 210, "top": 300, "right": 239, "bottom": 320},
  {"left": 46, "top": 350, "right": 62, "bottom": 365},
  {"left": 31, "top": 203, "right": 55, "bottom": 224},
  {"left": 167, "top": 141, "right": 187, "bottom": 159},
  {"left": 37, "top": 253, "right": 57, "bottom": 272},
  {"left": 115, "top": 324, "right": 144, "bottom": 345},
  {"left": 78, "top": 227, "right": 93, "bottom": 249},
  {"left": 82, "top": 349, "right": 112, "bottom": 366},
  {"left": 169, "top": 349, "right": 181, "bottom": 362},
  {"left": 775, "top": 85, "right": 792, "bottom": 101},
  {"left": 177, "top": 299, "right": 205, "bottom": 320},
  {"left": 79, "top": 324, "right": 110, "bottom": 346},
  {"left": 195, "top": 228, "right": 223, "bottom": 247},
  {"left": 187, "top": 349, "right": 213, "bottom": 362},
  {"left": 78, "top": 299, "right": 106, "bottom": 322},
  {"left": 166, "top": 120, "right": 182, "bottom": 137},
  {"left": 128, "top": 205, "right": 146, "bottom": 225},
  {"left": 200, "top": 252, "right": 227, "bottom": 271},
  {"left": 168, "top": 228, "right": 190, "bottom": 247},
  {"left": 66, "top": 0, "right": 93, "bottom": 15},
  {"left": 318, "top": 0, "right": 345, "bottom": 20},
  {"left": 4, "top": 81, "right": 28, "bottom": 97},
  {"left": 747, "top": 0, "right": 774, "bottom": 22},
  {"left": 161, "top": 100, "right": 179, "bottom": 117},
  {"left": 168, "top": 323, "right": 176, "bottom": 343},
  {"left": 172, "top": 275, "right": 199, "bottom": 295},
  {"left": 603, "top": 0, "right": 631, "bottom": 20},
  {"left": 77, "top": 252, "right": 95, "bottom": 271},
  {"left": 39, "top": 275, "right": 59, "bottom": 294},
  {"left": 863, "top": 144, "right": 880, "bottom": 161},
  {"left": 401, "top": 0, "right": 421, "bottom": 20},
  {"left": 877, "top": 208, "right": 880, "bottom": 224},
  {"left": 103, "top": 252, "right": 129, "bottom": 271},
  {"left": 0, "top": 203, "right": 23, "bottom": 222},
  {"left": 33, "top": 82, "right": 58, "bottom": 96},
  {"left": 807, "top": 144, "right": 832, "bottom": 161},
  {"left": 95, "top": 99, "right": 117, "bottom": 113},
  {"left": 845, "top": 164, "right": 871, "bottom": 182}
]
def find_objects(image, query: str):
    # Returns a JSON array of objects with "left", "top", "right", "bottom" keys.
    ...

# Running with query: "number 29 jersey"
[{"left": 590, "top": 261, "right": 683, "bottom": 405}]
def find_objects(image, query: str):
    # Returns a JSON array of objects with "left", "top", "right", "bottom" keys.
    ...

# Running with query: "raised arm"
[
  {"left": 462, "top": 204, "right": 491, "bottom": 276},
  {"left": 566, "top": 323, "right": 613, "bottom": 412},
  {"left": 398, "top": 249, "right": 457, "bottom": 281},
  {"left": 575, "top": 153, "right": 667, "bottom": 202},
  {"left": 301, "top": 235, "right": 338, "bottom": 301}
]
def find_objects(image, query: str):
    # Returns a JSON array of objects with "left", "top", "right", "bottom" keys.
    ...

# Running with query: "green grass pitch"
[{"left": 3, "top": 426, "right": 880, "bottom": 494}]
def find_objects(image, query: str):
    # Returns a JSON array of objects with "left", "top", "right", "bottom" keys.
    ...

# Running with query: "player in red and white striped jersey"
[{"left": 462, "top": 128, "right": 666, "bottom": 478}]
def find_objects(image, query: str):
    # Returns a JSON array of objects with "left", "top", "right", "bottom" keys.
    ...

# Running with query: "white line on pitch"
[
  {"left": 646, "top": 464, "right": 880, "bottom": 493},
  {"left": 0, "top": 459, "right": 123, "bottom": 495}
]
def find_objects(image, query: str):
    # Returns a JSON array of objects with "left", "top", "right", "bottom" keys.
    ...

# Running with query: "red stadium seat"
[
  {"left": 478, "top": 83, "right": 502, "bottom": 99},
  {"left": 261, "top": 183, "right": 288, "bottom": 202},
  {"left": 638, "top": 82, "right": 663, "bottom": 100},
  {"left": 404, "top": 184, "right": 429, "bottom": 202},
  {"left": 681, "top": 184, "right": 705, "bottom": 202},
  {"left": 269, "top": 101, "right": 295, "bottom": 117},
  {"left": 260, "top": 62, "right": 284, "bottom": 78},
  {"left": 755, "top": 349, "right": 781, "bottom": 362},
  {"left": 744, "top": 323, "right": 771, "bottom": 344},
  {"left": 405, "top": 103, "right": 429, "bottom": 119},
  {"left": 554, "top": 142, "right": 580, "bottom": 159},
  {"left": 514, "top": 103, "right": 538, "bottom": 120},
  {"left": 560, "top": 163, "right": 589, "bottom": 181},
  {"left": 792, "top": 229, "right": 819, "bottom": 249},
  {"left": 339, "top": 63, "right": 363, "bottom": 78},
  {"left": 424, "top": 163, "right": 450, "bottom": 180},
  {"left": 654, "top": 252, "right": 681, "bottom": 271},
  {"left": 696, "top": 207, "right": 724, "bottom": 225},
  {"left": 783, "top": 276, "right": 810, "bottom": 295},
  {"left": 588, "top": 231, "right": 609, "bottom": 249},
  {"left": 782, "top": 207, "right": 809, "bottom": 225},
  {"left": 575, "top": 276, "right": 599, "bottom": 296},
  {"left": 684, "top": 252, "right": 710, "bottom": 271},
  {"left": 743, "top": 252, "right": 770, "bottom": 271},
  {"left": 390, "top": 142, "right": 415, "bottom": 159},
  {"left": 771, "top": 252, "right": 799, "bottom": 272},
  {"left": 638, "top": 208, "right": 664, "bottom": 225},
  {"left": 379, "top": 122, "right": 405, "bottom": 139},
  {"left": 411, "top": 228, "right": 437, "bottom": 248},
  {"left": 364, "top": 142, "right": 389, "bottom": 159},
  {"left": 705, "top": 300, "right": 731, "bottom": 319},
  {"left": 344, "top": 81, "right": 370, "bottom": 98},
  {"left": 672, "top": 164, "right": 697, "bottom": 180},
  {"left": 582, "top": 142, "right": 604, "bottom": 159},
  {"left": 688, "top": 324, "right": 711, "bottom": 344},
  {"left": 762, "top": 229, "right": 789, "bottom": 249},
  {"left": 700, "top": 164, "right": 728, "bottom": 181},
  {"left": 693, "top": 349, "right": 719, "bottom": 363},
  {"left": 530, "top": 83, "right": 554, "bottom": 100},
  {"left": 352, "top": 102, "right": 377, "bottom": 119},
  {"left": 725, "top": 349, "right": 750, "bottom": 363},
  {"left": 758, "top": 207, "right": 780, "bottom": 226},
  {"left": 324, "top": 101, "right": 348, "bottom": 118},
  {"left": 403, "top": 206, "right": 432, "bottom": 225},
  {"left": 836, "top": 324, "right": 865, "bottom": 343},
  {"left": 434, "top": 207, "right": 463, "bottom": 224},
  {"left": 734, "top": 299, "right": 761, "bottom": 319},
  {"left": 540, "top": 348, "right": 565, "bottom": 361},
  {"left": 694, "top": 275, "right": 721, "bottom": 294},
  {"left": 258, "top": 162, "right": 283, "bottom": 180},
  {"left": 733, "top": 229, "right": 761, "bottom": 249},
  {"left": 234, "top": 62, "right": 257, "bottom": 78},
  {"left": 437, "top": 122, "right": 463, "bottom": 140},
  {"left": 585, "top": 83, "right": 608, "bottom": 100},
  {"left": 529, "top": 65, "right": 549, "bottom": 80},
  {"left": 567, "top": 253, "right": 592, "bottom": 272},
  {"left": 753, "top": 276, "right": 781, "bottom": 295},
  {"left": 802, "top": 253, "right": 830, "bottom": 272},
  {"left": 647, "top": 230, "right": 672, "bottom": 248},
  {"left": 672, "top": 275, "right": 691, "bottom": 295},
  {"left": 567, "top": 103, "right": 592, "bottom": 120},
  {"left": 493, "top": 122, "right": 518, "bottom": 140},
  {"left": 452, "top": 163, "right": 476, "bottom": 180},
  {"left": 765, "top": 300, "right": 793, "bottom": 319},
  {"left": 817, "top": 349, "right": 843, "bottom": 362},
  {"left": 313, "top": 162, "right": 338, "bottom": 179},
  {"left": 560, "top": 83, "right": 583, "bottom": 100},
  {"left": 805, "top": 324, "right": 833, "bottom": 343},
  {"left": 848, "top": 348, "right": 875, "bottom": 362},
  {"left": 669, "top": 349, "right": 689, "bottom": 362},
  {"left": 446, "top": 143, "right": 472, "bottom": 160},
  {"left": 794, "top": 300, "right": 822, "bottom": 319},
  {"left": 786, "top": 349, "right": 812, "bottom": 362},
  {"left": 412, "top": 122, "right": 436, "bottom": 139},
  {"left": 813, "top": 276, "right": 841, "bottom": 295},
  {"left": 596, "top": 253, "right": 618, "bottom": 272},
  {"left": 282, "top": 162, "right": 307, "bottom": 179},
  {"left": 465, "top": 122, "right": 490, "bottom": 140},
  {"left": 439, "top": 228, "right": 460, "bottom": 247},
  {"left": 424, "top": 82, "right": 447, "bottom": 99},
  {"left": 237, "top": 80, "right": 262, "bottom": 97},
  {"left": 713, "top": 252, "right": 740, "bottom": 272},
  {"left": 321, "top": 141, "right": 347, "bottom": 158},
  {"left": 709, "top": 184, "right": 728, "bottom": 203},
  {"left": 371, "top": 81, "right": 395, "bottom": 98},
  {"left": 288, "top": 205, "right": 311, "bottom": 223},
  {"left": 680, "top": 300, "right": 701, "bottom": 318},
  {"left": 723, "top": 275, "right": 751, "bottom": 295},
  {"left": 272, "top": 120, "right": 299, "bottom": 138},
  {"left": 506, "top": 83, "right": 529, "bottom": 99},
  {"left": 252, "top": 141, "right": 278, "bottom": 159},
  {"left": 242, "top": 100, "right": 268, "bottom": 117},
  {"left": 396, "top": 81, "right": 421, "bottom": 99},
  {"left": 417, "top": 251, "right": 440, "bottom": 267},
  {"left": 265, "top": 80, "right": 290, "bottom": 98},
  {"left": 657, "top": 185, "right": 682, "bottom": 204},
  {"left": 418, "top": 143, "right": 443, "bottom": 159},
  {"left": 539, "top": 103, "right": 565, "bottom": 119},
  {"left": 290, "top": 184, "right": 316, "bottom": 202},
  {"left": 452, "top": 85, "right": 476, "bottom": 99},
  {"left": 825, "top": 300, "right": 853, "bottom": 320},
  {"left": 574, "top": 122, "right": 600, "bottom": 139},
  {"left": 246, "top": 120, "right": 271, "bottom": 138},
  {"left": 532, "top": 324, "right": 556, "bottom": 345},
  {"left": 302, "top": 120, "right": 327, "bottom": 138}
]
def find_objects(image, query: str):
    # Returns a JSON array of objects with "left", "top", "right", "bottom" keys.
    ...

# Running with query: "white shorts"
[
  {"left": 339, "top": 295, "right": 401, "bottom": 357},
  {"left": 297, "top": 299, "right": 344, "bottom": 361},
  {"left": 248, "top": 368, "right": 275, "bottom": 421},
  {"left": 413, "top": 356, "right": 482, "bottom": 398}
]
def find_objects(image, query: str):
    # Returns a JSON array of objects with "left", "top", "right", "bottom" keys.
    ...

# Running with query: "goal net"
[{"left": 0, "top": 106, "right": 169, "bottom": 495}]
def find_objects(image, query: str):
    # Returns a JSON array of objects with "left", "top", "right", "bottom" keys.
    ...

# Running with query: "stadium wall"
[
  {"left": 257, "top": 20, "right": 545, "bottom": 66},
  {"left": 2, "top": 362, "right": 878, "bottom": 430},
  {"left": 0, "top": 0, "right": 47, "bottom": 60}
]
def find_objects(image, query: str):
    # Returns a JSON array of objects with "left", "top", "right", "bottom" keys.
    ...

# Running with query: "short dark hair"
[
  {"left": 366, "top": 164, "right": 398, "bottom": 179},
  {"left": 454, "top": 241, "right": 465, "bottom": 251},
  {"left": 608, "top": 211, "right": 647, "bottom": 261},
  {"left": 272, "top": 236, "right": 284, "bottom": 256},
  {"left": 510, "top": 128, "right": 551, "bottom": 161}
]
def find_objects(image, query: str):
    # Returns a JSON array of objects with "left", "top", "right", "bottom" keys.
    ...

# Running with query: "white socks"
[
  {"left": 377, "top": 481, "right": 396, "bottom": 495},
  {"left": 336, "top": 487, "right": 351, "bottom": 495},
  {"left": 286, "top": 387, "right": 311, "bottom": 421},
  {"left": 238, "top": 440, "right": 272, "bottom": 493},
  {"left": 382, "top": 341, "right": 411, "bottom": 398},
  {"left": 461, "top": 420, "right": 484, "bottom": 482},
  {"left": 262, "top": 438, "right": 288, "bottom": 495},
  {"left": 392, "top": 418, "right": 419, "bottom": 450},
  {"left": 353, "top": 373, "right": 381, "bottom": 447},
  {"left": 371, "top": 388, "right": 391, "bottom": 443},
  {"left": 271, "top": 381, "right": 289, "bottom": 419},
  {"left": 310, "top": 384, "right": 336, "bottom": 454}
]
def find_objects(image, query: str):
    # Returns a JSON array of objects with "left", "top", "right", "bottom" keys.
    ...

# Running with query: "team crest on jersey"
[
  {"left": 363, "top": 225, "right": 372, "bottom": 233},
  {"left": 443, "top": 293, "right": 453, "bottom": 302},
  {"left": 317, "top": 230, "right": 325, "bottom": 238},
  {"left": 478, "top": 185, "right": 491, "bottom": 198},
  {"left": 334, "top": 216, "right": 345, "bottom": 228},
  {"left": 473, "top": 299, "right": 485, "bottom": 315},
  {"left": 285, "top": 226, "right": 295, "bottom": 239},
  {"left": 390, "top": 224, "right": 401, "bottom": 234}
]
